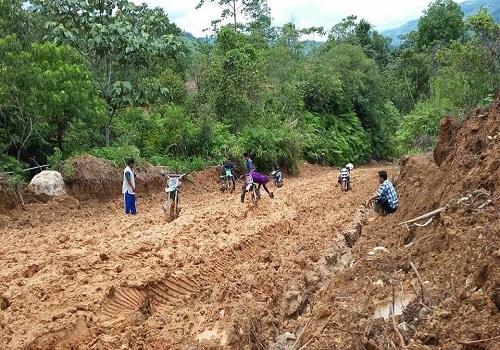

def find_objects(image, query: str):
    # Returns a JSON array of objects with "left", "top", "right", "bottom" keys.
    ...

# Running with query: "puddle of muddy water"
[{"left": 373, "top": 298, "right": 411, "bottom": 320}]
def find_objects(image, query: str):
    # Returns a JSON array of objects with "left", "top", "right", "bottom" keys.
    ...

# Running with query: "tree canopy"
[{"left": 0, "top": 0, "right": 499, "bottom": 174}]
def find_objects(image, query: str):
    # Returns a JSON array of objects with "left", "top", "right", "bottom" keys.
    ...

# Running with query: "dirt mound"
[
  {"left": 62, "top": 154, "right": 170, "bottom": 201},
  {"left": 296, "top": 96, "right": 500, "bottom": 349},
  {"left": 0, "top": 174, "right": 18, "bottom": 211}
]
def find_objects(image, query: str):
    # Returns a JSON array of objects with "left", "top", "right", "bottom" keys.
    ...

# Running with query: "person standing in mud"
[
  {"left": 122, "top": 158, "right": 145, "bottom": 215},
  {"left": 367, "top": 170, "right": 398, "bottom": 215},
  {"left": 243, "top": 152, "right": 255, "bottom": 174}
]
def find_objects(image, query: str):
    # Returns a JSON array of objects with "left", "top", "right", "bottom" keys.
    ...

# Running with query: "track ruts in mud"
[{"left": 101, "top": 221, "right": 291, "bottom": 316}]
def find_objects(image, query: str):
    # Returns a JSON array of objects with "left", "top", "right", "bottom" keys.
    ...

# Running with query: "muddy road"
[{"left": 0, "top": 163, "right": 387, "bottom": 349}]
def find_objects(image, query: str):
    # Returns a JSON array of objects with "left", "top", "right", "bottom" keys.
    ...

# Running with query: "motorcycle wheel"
[
  {"left": 165, "top": 199, "right": 174, "bottom": 222},
  {"left": 341, "top": 179, "right": 348, "bottom": 192},
  {"left": 251, "top": 186, "right": 259, "bottom": 208}
]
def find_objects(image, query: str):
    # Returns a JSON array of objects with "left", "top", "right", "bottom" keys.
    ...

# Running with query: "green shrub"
[
  {"left": 0, "top": 154, "right": 26, "bottom": 173},
  {"left": 239, "top": 116, "right": 301, "bottom": 174},
  {"left": 48, "top": 147, "right": 63, "bottom": 171},
  {"left": 7, "top": 173, "right": 26, "bottom": 192}
]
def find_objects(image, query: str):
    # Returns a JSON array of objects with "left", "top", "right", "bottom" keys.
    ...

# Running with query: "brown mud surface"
[{"left": 1, "top": 96, "right": 499, "bottom": 350}]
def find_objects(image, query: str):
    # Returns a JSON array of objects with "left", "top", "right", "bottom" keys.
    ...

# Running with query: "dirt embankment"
[
  {"left": 295, "top": 96, "right": 500, "bottom": 349},
  {"left": 0, "top": 174, "right": 18, "bottom": 213},
  {"left": 62, "top": 154, "right": 173, "bottom": 201}
]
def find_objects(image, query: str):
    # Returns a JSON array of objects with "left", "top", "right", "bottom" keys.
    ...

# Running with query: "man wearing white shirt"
[{"left": 122, "top": 158, "right": 145, "bottom": 214}]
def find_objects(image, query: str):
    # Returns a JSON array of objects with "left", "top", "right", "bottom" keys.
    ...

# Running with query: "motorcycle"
[
  {"left": 160, "top": 171, "right": 187, "bottom": 222},
  {"left": 219, "top": 168, "right": 234, "bottom": 193},
  {"left": 242, "top": 173, "right": 260, "bottom": 207},
  {"left": 270, "top": 170, "right": 283, "bottom": 188},
  {"left": 339, "top": 167, "right": 350, "bottom": 192}
]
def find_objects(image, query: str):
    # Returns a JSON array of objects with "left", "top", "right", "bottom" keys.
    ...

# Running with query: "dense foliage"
[{"left": 0, "top": 0, "right": 499, "bottom": 176}]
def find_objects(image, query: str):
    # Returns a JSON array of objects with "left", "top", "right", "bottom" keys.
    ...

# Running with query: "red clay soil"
[{"left": 0, "top": 96, "right": 499, "bottom": 350}]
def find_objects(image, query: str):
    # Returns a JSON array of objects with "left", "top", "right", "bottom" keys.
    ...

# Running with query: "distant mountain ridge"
[
  {"left": 181, "top": 0, "right": 500, "bottom": 50},
  {"left": 382, "top": 0, "right": 500, "bottom": 46}
]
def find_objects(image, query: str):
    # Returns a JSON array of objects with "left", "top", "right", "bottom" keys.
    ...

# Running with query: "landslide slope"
[{"left": 295, "top": 96, "right": 500, "bottom": 349}]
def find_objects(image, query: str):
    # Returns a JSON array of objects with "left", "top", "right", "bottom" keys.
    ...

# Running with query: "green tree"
[
  {"left": 0, "top": 0, "right": 45, "bottom": 46},
  {"left": 417, "top": 0, "right": 465, "bottom": 51},
  {"left": 196, "top": 0, "right": 272, "bottom": 35},
  {"left": 204, "top": 26, "right": 265, "bottom": 131},
  {"left": 325, "top": 16, "right": 391, "bottom": 67},
  {"left": 37, "top": 0, "right": 183, "bottom": 145},
  {"left": 0, "top": 36, "right": 102, "bottom": 160}
]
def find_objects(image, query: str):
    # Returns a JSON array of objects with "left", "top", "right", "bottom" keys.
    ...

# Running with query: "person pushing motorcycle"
[
  {"left": 241, "top": 171, "right": 274, "bottom": 203},
  {"left": 221, "top": 158, "right": 236, "bottom": 191},
  {"left": 337, "top": 167, "right": 351, "bottom": 190}
]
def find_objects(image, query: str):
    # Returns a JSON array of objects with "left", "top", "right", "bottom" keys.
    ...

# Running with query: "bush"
[
  {"left": 149, "top": 155, "right": 207, "bottom": 173},
  {"left": 239, "top": 115, "right": 301, "bottom": 174},
  {"left": 48, "top": 147, "right": 63, "bottom": 171},
  {"left": 395, "top": 100, "right": 447, "bottom": 154},
  {"left": 300, "top": 111, "right": 370, "bottom": 166},
  {"left": 0, "top": 154, "right": 27, "bottom": 173}
]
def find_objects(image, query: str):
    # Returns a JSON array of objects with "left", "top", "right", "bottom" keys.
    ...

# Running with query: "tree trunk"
[
  {"left": 105, "top": 108, "right": 115, "bottom": 146},
  {"left": 232, "top": 0, "right": 237, "bottom": 28},
  {"left": 57, "top": 132, "right": 64, "bottom": 152},
  {"left": 105, "top": 122, "right": 110, "bottom": 146}
]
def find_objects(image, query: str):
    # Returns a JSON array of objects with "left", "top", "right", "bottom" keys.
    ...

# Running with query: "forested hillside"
[
  {"left": 0, "top": 0, "right": 499, "bottom": 178},
  {"left": 383, "top": 0, "right": 500, "bottom": 45}
]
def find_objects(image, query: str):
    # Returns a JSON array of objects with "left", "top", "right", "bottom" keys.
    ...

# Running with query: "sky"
[{"left": 133, "top": 0, "right": 466, "bottom": 37}]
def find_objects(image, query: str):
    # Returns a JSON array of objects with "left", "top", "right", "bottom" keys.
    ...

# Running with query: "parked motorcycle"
[
  {"left": 160, "top": 171, "right": 187, "bottom": 222},
  {"left": 270, "top": 170, "right": 283, "bottom": 188}
]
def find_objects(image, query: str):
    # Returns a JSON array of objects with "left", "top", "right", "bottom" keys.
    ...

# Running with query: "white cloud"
[{"left": 133, "top": 0, "right": 467, "bottom": 37}]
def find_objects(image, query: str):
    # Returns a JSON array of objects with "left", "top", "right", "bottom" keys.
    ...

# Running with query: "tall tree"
[
  {"left": 0, "top": 0, "right": 45, "bottom": 46},
  {"left": 196, "top": 0, "right": 272, "bottom": 35},
  {"left": 417, "top": 0, "right": 465, "bottom": 51},
  {"left": 36, "top": 0, "right": 183, "bottom": 145}
]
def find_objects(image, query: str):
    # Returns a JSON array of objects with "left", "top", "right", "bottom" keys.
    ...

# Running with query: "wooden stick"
[
  {"left": 410, "top": 262, "right": 432, "bottom": 306},
  {"left": 298, "top": 313, "right": 335, "bottom": 350},
  {"left": 290, "top": 320, "right": 309, "bottom": 350},
  {"left": 390, "top": 283, "right": 407, "bottom": 349},
  {"left": 453, "top": 335, "right": 500, "bottom": 345},
  {"left": 399, "top": 207, "right": 447, "bottom": 226},
  {"left": 391, "top": 304, "right": 407, "bottom": 349}
]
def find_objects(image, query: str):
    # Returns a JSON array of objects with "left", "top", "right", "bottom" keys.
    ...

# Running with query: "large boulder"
[{"left": 28, "top": 170, "right": 66, "bottom": 203}]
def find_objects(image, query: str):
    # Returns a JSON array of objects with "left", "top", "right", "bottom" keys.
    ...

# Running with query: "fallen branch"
[
  {"left": 413, "top": 217, "right": 433, "bottom": 227},
  {"left": 399, "top": 207, "right": 447, "bottom": 226},
  {"left": 290, "top": 320, "right": 309, "bottom": 350},
  {"left": 391, "top": 304, "right": 407, "bottom": 350},
  {"left": 452, "top": 335, "right": 500, "bottom": 345},
  {"left": 477, "top": 199, "right": 492, "bottom": 210},
  {"left": 410, "top": 262, "right": 432, "bottom": 307},
  {"left": 391, "top": 283, "right": 408, "bottom": 349},
  {"left": 298, "top": 313, "right": 335, "bottom": 350}
]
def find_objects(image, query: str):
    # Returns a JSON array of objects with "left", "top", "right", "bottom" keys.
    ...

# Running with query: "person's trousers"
[
  {"left": 375, "top": 197, "right": 397, "bottom": 214},
  {"left": 124, "top": 192, "right": 137, "bottom": 214}
]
